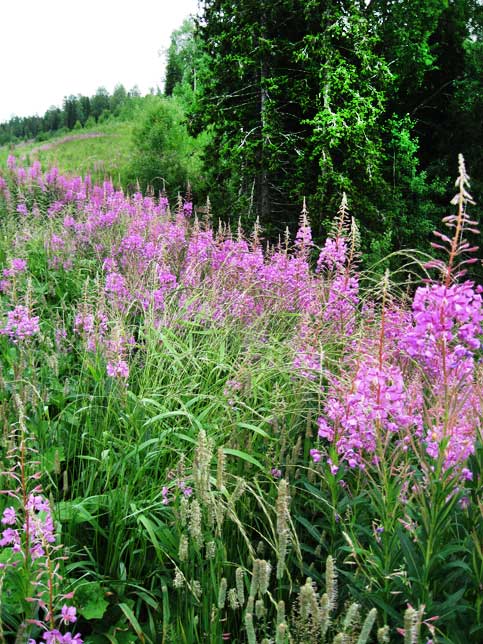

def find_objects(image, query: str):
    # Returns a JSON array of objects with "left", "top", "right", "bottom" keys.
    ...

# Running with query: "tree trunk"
[{"left": 258, "top": 2, "right": 270, "bottom": 222}]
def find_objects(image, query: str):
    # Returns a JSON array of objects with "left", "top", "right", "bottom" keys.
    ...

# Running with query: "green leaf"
[
  {"left": 223, "top": 447, "right": 264, "bottom": 470},
  {"left": 75, "top": 582, "right": 109, "bottom": 620},
  {"left": 237, "top": 421, "right": 273, "bottom": 440},
  {"left": 136, "top": 514, "right": 166, "bottom": 563},
  {"left": 398, "top": 530, "right": 421, "bottom": 582},
  {"left": 119, "top": 602, "right": 147, "bottom": 643},
  {"left": 41, "top": 445, "right": 65, "bottom": 474}
]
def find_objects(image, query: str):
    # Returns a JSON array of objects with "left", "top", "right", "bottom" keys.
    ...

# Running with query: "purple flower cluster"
[
  {"left": 400, "top": 281, "right": 483, "bottom": 467},
  {"left": 402, "top": 281, "right": 483, "bottom": 374},
  {"left": 313, "top": 357, "right": 418, "bottom": 468},
  {"left": 0, "top": 420, "right": 82, "bottom": 644},
  {"left": 316, "top": 237, "right": 348, "bottom": 271},
  {"left": 1, "top": 158, "right": 482, "bottom": 473},
  {"left": 30, "top": 627, "right": 83, "bottom": 644},
  {"left": 1, "top": 304, "right": 40, "bottom": 341},
  {"left": 3, "top": 257, "right": 27, "bottom": 277}
]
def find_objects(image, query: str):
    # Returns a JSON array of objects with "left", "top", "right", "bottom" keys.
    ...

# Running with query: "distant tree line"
[{"left": 0, "top": 84, "right": 143, "bottom": 146}]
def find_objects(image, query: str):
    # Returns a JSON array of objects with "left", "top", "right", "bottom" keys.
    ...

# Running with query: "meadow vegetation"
[
  {"left": 0, "top": 153, "right": 481, "bottom": 643},
  {"left": 1, "top": 2, "right": 482, "bottom": 642}
]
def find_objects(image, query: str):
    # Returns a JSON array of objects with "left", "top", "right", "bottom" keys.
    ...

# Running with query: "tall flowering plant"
[
  {"left": 0, "top": 397, "right": 82, "bottom": 644},
  {"left": 310, "top": 156, "right": 482, "bottom": 475},
  {"left": 401, "top": 155, "right": 483, "bottom": 472}
]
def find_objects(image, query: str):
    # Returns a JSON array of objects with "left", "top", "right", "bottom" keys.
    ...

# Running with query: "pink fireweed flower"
[
  {"left": 1, "top": 305, "right": 40, "bottom": 342},
  {"left": 3, "top": 258, "right": 27, "bottom": 277},
  {"left": 183, "top": 201, "right": 193, "bottom": 217},
  {"left": 402, "top": 281, "right": 483, "bottom": 374},
  {"left": 43, "top": 630, "right": 63, "bottom": 644},
  {"left": 317, "top": 417, "right": 335, "bottom": 442},
  {"left": 11, "top": 257, "right": 27, "bottom": 272},
  {"left": 317, "top": 237, "right": 348, "bottom": 271},
  {"left": 30, "top": 542, "right": 45, "bottom": 560},
  {"left": 74, "top": 313, "right": 94, "bottom": 336},
  {"left": 175, "top": 479, "right": 193, "bottom": 497},
  {"left": 323, "top": 273, "right": 359, "bottom": 335},
  {"left": 0, "top": 528, "right": 21, "bottom": 548},
  {"left": 105, "top": 272, "right": 130, "bottom": 309},
  {"left": 27, "top": 494, "right": 56, "bottom": 547},
  {"left": 161, "top": 486, "right": 170, "bottom": 505},
  {"left": 295, "top": 221, "right": 313, "bottom": 251},
  {"left": 318, "top": 358, "right": 414, "bottom": 468},
  {"left": 60, "top": 634, "right": 83, "bottom": 644},
  {"left": 29, "top": 160, "right": 41, "bottom": 179},
  {"left": 1, "top": 507, "right": 16, "bottom": 525},
  {"left": 401, "top": 280, "right": 483, "bottom": 468},
  {"left": 327, "top": 458, "right": 339, "bottom": 475},
  {"left": 48, "top": 202, "right": 65, "bottom": 218},
  {"left": 310, "top": 449, "right": 322, "bottom": 463},
  {"left": 49, "top": 234, "right": 65, "bottom": 250},
  {"left": 27, "top": 494, "right": 50, "bottom": 513},
  {"left": 106, "top": 360, "right": 129, "bottom": 379},
  {"left": 61, "top": 605, "right": 77, "bottom": 625}
]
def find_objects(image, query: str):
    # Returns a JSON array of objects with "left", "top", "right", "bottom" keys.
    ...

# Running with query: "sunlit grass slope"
[{"left": 0, "top": 120, "right": 133, "bottom": 185}]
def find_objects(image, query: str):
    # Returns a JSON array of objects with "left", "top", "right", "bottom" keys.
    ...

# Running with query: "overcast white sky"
[{"left": 0, "top": 0, "right": 200, "bottom": 122}]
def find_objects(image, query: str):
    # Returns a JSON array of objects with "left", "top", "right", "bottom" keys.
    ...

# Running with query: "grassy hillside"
[{"left": 0, "top": 119, "right": 133, "bottom": 186}]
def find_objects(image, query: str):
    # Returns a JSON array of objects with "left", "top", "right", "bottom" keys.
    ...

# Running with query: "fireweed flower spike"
[
  {"left": 308, "top": 159, "right": 481, "bottom": 473},
  {"left": 0, "top": 398, "right": 83, "bottom": 643},
  {"left": 1, "top": 304, "right": 40, "bottom": 342},
  {"left": 401, "top": 155, "right": 482, "bottom": 469},
  {"left": 60, "top": 605, "right": 77, "bottom": 625}
]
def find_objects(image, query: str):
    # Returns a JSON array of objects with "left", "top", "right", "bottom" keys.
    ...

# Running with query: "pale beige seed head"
[
  {"left": 249, "top": 559, "right": 261, "bottom": 599},
  {"left": 342, "top": 602, "right": 360, "bottom": 633},
  {"left": 255, "top": 599, "right": 265, "bottom": 619},
  {"left": 189, "top": 499, "right": 203, "bottom": 546},
  {"left": 218, "top": 577, "right": 228, "bottom": 610},
  {"left": 319, "top": 593, "right": 330, "bottom": 637},
  {"left": 276, "top": 600, "right": 286, "bottom": 626},
  {"left": 205, "top": 540, "right": 216, "bottom": 560},
  {"left": 193, "top": 429, "right": 213, "bottom": 504},
  {"left": 180, "top": 496, "right": 190, "bottom": 527},
  {"left": 358, "top": 608, "right": 378, "bottom": 644},
  {"left": 377, "top": 625, "right": 390, "bottom": 643},
  {"left": 216, "top": 446, "right": 225, "bottom": 491},
  {"left": 173, "top": 568, "right": 185, "bottom": 589},
  {"left": 403, "top": 606, "right": 419, "bottom": 644},
  {"left": 276, "top": 531, "right": 288, "bottom": 581},
  {"left": 192, "top": 580, "right": 202, "bottom": 600},
  {"left": 235, "top": 567, "right": 245, "bottom": 605},
  {"left": 257, "top": 560, "right": 271, "bottom": 596},
  {"left": 325, "top": 555, "right": 337, "bottom": 612},
  {"left": 228, "top": 587, "right": 239, "bottom": 610},
  {"left": 178, "top": 535, "right": 189, "bottom": 561},
  {"left": 245, "top": 612, "right": 256, "bottom": 644}
]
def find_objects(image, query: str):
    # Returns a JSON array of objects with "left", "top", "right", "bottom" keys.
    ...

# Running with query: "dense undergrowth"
[{"left": 0, "top": 155, "right": 481, "bottom": 643}]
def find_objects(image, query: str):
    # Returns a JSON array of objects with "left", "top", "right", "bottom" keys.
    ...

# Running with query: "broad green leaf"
[{"left": 75, "top": 582, "right": 109, "bottom": 620}]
